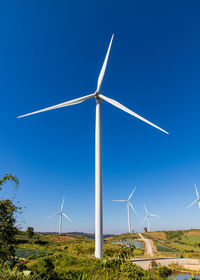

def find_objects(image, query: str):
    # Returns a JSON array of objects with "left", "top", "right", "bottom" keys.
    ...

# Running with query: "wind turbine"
[
  {"left": 142, "top": 205, "right": 159, "bottom": 232},
  {"left": 112, "top": 187, "right": 137, "bottom": 233},
  {"left": 187, "top": 184, "right": 200, "bottom": 209},
  {"left": 17, "top": 34, "right": 168, "bottom": 258},
  {"left": 46, "top": 197, "right": 72, "bottom": 235}
]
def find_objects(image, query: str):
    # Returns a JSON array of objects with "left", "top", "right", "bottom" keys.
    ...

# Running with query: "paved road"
[{"left": 139, "top": 233, "right": 154, "bottom": 256}]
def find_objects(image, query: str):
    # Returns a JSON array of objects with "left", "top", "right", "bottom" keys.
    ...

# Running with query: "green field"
[
  {"left": 15, "top": 248, "right": 48, "bottom": 259},
  {"left": 156, "top": 244, "right": 177, "bottom": 253}
]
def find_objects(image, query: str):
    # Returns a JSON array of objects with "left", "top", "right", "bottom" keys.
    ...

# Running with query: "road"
[{"left": 138, "top": 233, "right": 154, "bottom": 256}]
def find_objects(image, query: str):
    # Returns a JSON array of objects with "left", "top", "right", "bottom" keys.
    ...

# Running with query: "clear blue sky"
[{"left": 1, "top": 0, "right": 200, "bottom": 234}]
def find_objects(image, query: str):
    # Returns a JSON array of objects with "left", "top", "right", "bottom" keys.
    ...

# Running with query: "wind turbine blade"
[
  {"left": 141, "top": 215, "right": 147, "bottom": 224},
  {"left": 46, "top": 212, "right": 60, "bottom": 219},
  {"left": 187, "top": 199, "right": 198, "bottom": 208},
  {"left": 97, "top": 34, "right": 114, "bottom": 92},
  {"left": 195, "top": 184, "right": 199, "bottom": 199},
  {"left": 149, "top": 214, "right": 159, "bottom": 217},
  {"left": 60, "top": 197, "right": 65, "bottom": 212},
  {"left": 198, "top": 201, "right": 200, "bottom": 209},
  {"left": 99, "top": 94, "right": 168, "bottom": 134},
  {"left": 62, "top": 213, "right": 72, "bottom": 222},
  {"left": 17, "top": 93, "right": 96, "bottom": 118},
  {"left": 112, "top": 200, "right": 126, "bottom": 202},
  {"left": 144, "top": 204, "right": 148, "bottom": 215},
  {"left": 129, "top": 202, "right": 137, "bottom": 215},
  {"left": 128, "top": 187, "right": 136, "bottom": 201}
]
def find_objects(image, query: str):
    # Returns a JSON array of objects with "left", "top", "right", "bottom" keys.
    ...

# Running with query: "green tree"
[
  {"left": 26, "top": 227, "right": 34, "bottom": 240},
  {"left": 0, "top": 174, "right": 19, "bottom": 192},
  {"left": 0, "top": 199, "right": 18, "bottom": 261},
  {"left": 0, "top": 174, "right": 19, "bottom": 261}
]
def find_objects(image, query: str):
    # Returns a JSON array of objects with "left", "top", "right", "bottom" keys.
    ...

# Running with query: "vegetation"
[
  {"left": 15, "top": 231, "right": 143, "bottom": 259},
  {"left": 105, "top": 233, "right": 139, "bottom": 242},
  {"left": 0, "top": 257, "right": 174, "bottom": 280},
  {"left": 0, "top": 228, "right": 175, "bottom": 279},
  {"left": 165, "top": 230, "right": 184, "bottom": 241},
  {"left": 15, "top": 248, "right": 48, "bottom": 259},
  {"left": 156, "top": 244, "right": 177, "bottom": 253},
  {"left": 0, "top": 199, "right": 19, "bottom": 261},
  {"left": 0, "top": 174, "right": 19, "bottom": 191},
  {"left": 0, "top": 174, "right": 19, "bottom": 261},
  {"left": 26, "top": 227, "right": 34, "bottom": 240},
  {"left": 0, "top": 261, "right": 43, "bottom": 280}
]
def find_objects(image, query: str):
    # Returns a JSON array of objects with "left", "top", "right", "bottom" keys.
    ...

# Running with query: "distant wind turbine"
[
  {"left": 113, "top": 187, "right": 137, "bottom": 233},
  {"left": 46, "top": 197, "right": 72, "bottom": 235},
  {"left": 18, "top": 34, "right": 168, "bottom": 258},
  {"left": 187, "top": 184, "right": 200, "bottom": 209},
  {"left": 142, "top": 205, "right": 159, "bottom": 232}
]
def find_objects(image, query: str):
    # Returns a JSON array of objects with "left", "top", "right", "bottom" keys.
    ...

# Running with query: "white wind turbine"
[
  {"left": 18, "top": 34, "right": 168, "bottom": 258},
  {"left": 112, "top": 187, "right": 137, "bottom": 233},
  {"left": 47, "top": 197, "right": 72, "bottom": 235},
  {"left": 142, "top": 205, "right": 159, "bottom": 232},
  {"left": 187, "top": 184, "right": 200, "bottom": 209}
]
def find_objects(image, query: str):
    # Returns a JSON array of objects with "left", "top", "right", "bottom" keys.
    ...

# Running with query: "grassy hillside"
[
  {"left": 1, "top": 230, "right": 194, "bottom": 278},
  {"left": 9, "top": 231, "right": 152, "bottom": 279},
  {"left": 105, "top": 233, "right": 139, "bottom": 242},
  {"left": 16, "top": 231, "right": 143, "bottom": 259}
]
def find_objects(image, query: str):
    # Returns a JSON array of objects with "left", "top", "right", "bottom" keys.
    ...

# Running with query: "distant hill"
[
  {"left": 66, "top": 232, "right": 115, "bottom": 239},
  {"left": 39, "top": 231, "right": 114, "bottom": 239}
]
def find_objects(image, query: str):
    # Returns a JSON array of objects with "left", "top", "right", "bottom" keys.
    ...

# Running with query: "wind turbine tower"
[
  {"left": 47, "top": 197, "right": 72, "bottom": 234},
  {"left": 18, "top": 34, "right": 168, "bottom": 258}
]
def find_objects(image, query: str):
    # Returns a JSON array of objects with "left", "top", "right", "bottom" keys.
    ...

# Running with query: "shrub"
[
  {"left": 157, "top": 266, "right": 172, "bottom": 277},
  {"left": 166, "top": 231, "right": 184, "bottom": 241},
  {"left": 30, "top": 256, "right": 58, "bottom": 279},
  {"left": 26, "top": 227, "right": 34, "bottom": 240},
  {"left": 122, "top": 262, "right": 154, "bottom": 279},
  {"left": 0, "top": 261, "right": 44, "bottom": 280},
  {"left": 151, "top": 260, "right": 158, "bottom": 269}
]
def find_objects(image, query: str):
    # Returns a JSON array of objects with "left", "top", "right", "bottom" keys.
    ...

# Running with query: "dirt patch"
[
  {"left": 152, "top": 243, "right": 157, "bottom": 253},
  {"left": 46, "top": 235, "right": 76, "bottom": 242}
]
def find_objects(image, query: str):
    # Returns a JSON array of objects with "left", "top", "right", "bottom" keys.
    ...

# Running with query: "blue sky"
[{"left": 1, "top": 0, "right": 200, "bottom": 234}]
